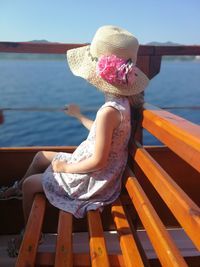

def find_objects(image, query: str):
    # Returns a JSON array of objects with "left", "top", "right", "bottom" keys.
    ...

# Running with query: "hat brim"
[{"left": 66, "top": 45, "right": 149, "bottom": 96}]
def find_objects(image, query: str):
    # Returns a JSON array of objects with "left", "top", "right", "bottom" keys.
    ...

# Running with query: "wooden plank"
[
  {"left": 87, "top": 210, "right": 110, "bottom": 267},
  {"left": 131, "top": 143, "right": 200, "bottom": 250},
  {"left": 16, "top": 193, "right": 46, "bottom": 267},
  {"left": 146, "top": 146, "right": 200, "bottom": 207},
  {"left": 154, "top": 45, "right": 200, "bottom": 56},
  {"left": 0, "top": 110, "right": 3, "bottom": 124},
  {"left": 148, "top": 56, "right": 162, "bottom": 79},
  {"left": 0, "top": 145, "right": 76, "bottom": 152},
  {"left": 136, "top": 55, "right": 162, "bottom": 79},
  {"left": 124, "top": 168, "right": 188, "bottom": 267},
  {"left": 0, "top": 42, "right": 86, "bottom": 54},
  {"left": 142, "top": 103, "right": 200, "bottom": 173},
  {"left": 111, "top": 199, "right": 145, "bottom": 267},
  {"left": 1, "top": 42, "right": 200, "bottom": 56},
  {"left": 55, "top": 210, "right": 73, "bottom": 267},
  {"left": 120, "top": 201, "right": 151, "bottom": 267},
  {"left": 0, "top": 41, "right": 154, "bottom": 55},
  {"left": 130, "top": 107, "right": 143, "bottom": 144},
  {"left": 136, "top": 56, "right": 150, "bottom": 77}
]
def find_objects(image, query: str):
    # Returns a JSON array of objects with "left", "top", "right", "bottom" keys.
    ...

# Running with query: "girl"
[{"left": 7, "top": 25, "right": 149, "bottom": 256}]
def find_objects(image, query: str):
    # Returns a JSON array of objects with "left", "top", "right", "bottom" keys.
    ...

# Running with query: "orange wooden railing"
[{"left": 126, "top": 102, "right": 200, "bottom": 266}]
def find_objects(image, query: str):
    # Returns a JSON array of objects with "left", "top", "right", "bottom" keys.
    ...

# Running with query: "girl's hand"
[
  {"left": 65, "top": 103, "right": 94, "bottom": 130},
  {"left": 65, "top": 104, "right": 81, "bottom": 119},
  {"left": 52, "top": 160, "right": 67, "bottom": 173}
]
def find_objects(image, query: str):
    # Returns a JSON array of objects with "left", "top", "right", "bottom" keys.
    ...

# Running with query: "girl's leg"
[
  {"left": 1, "top": 151, "right": 57, "bottom": 199},
  {"left": 22, "top": 173, "right": 44, "bottom": 224},
  {"left": 18, "top": 151, "right": 57, "bottom": 188},
  {"left": 7, "top": 173, "right": 44, "bottom": 257}
]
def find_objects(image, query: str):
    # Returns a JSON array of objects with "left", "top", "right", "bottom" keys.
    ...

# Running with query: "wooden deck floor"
[{"left": 1, "top": 229, "right": 199, "bottom": 267}]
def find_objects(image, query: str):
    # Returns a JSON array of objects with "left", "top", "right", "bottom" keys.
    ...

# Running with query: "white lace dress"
[{"left": 42, "top": 95, "right": 131, "bottom": 218}]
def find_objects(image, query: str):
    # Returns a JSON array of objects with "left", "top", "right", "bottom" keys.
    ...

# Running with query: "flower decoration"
[{"left": 96, "top": 55, "right": 137, "bottom": 86}]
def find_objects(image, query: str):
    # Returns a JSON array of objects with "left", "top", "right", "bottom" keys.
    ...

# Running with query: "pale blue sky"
[{"left": 1, "top": 0, "right": 200, "bottom": 44}]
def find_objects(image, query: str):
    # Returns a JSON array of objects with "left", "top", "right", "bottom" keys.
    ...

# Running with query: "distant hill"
[
  {"left": 146, "top": 41, "right": 182, "bottom": 46},
  {"left": 29, "top": 40, "right": 50, "bottom": 43}
]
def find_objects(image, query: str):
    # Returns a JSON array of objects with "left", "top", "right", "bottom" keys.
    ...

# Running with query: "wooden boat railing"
[{"left": 0, "top": 42, "right": 200, "bottom": 266}]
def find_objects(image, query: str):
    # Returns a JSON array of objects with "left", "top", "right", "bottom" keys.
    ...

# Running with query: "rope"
[
  {"left": 1, "top": 105, "right": 200, "bottom": 112},
  {"left": 1, "top": 107, "right": 66, "bottom": 112},
  {"left": 161, "top": 106, "right": 200, "bottom": 110}
]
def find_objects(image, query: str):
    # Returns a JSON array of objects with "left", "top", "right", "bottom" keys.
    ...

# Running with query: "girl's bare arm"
[
  {"left": 53, "top": 106, "right": 121, "bottom": 173},
  {"left": 66, "top": 104, "right": 93, "bottom": 130}
]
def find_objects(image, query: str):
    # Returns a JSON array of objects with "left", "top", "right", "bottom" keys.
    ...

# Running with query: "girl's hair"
[{"left": 128, "top": 92, "right": 144, "bottom": 108}]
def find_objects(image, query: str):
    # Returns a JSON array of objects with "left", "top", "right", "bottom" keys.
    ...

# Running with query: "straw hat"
[{"left": 67, "top": 25, "right": 149, "bottom": 96}]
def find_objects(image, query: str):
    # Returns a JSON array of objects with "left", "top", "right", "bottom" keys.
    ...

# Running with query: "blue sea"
[{"left": 0, "top": 59, "right": 200, "bottom": 147}]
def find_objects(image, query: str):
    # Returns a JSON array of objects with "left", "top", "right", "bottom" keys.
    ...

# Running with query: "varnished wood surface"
[
  {"left": 131, "top": 142, "right": 200, "bottom": 251},
  {"left": 111, "top": 199, "right": 145, "bottom": 267},
  {"left": 87, "top": 210, "right": 110, "bottom": 267},
  {"left": 124, "top": 168, "right": 188, "bottom": 267},
  {"left": 55, "top": 211, "right": 73, "bottom": 267},
  {"left": 142, "top": 104, "right": 200, "bottom": 172},
  {"left": 0, "top": 42, "right": 200, "bottom": 55},
  {"left": 16, "top": 194, "right": 46, "bottom": 267},
  {"left": 0, "top": 42, "right": 87, "bottom": 54}
]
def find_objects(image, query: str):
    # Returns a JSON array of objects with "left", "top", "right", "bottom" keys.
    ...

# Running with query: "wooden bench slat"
[
  {"left": 124, "top": 168, "right": 188, "bottom": 267},
  {"left": 55, "top": 210, "right": 73, "bottom": 267},
  {"left": 0, "top": 42, "right": 86, "bottom": 54},
  {"left": 87, "top": 210, "right": 110, "bottom": 267},
  {"left": 111, "top": 199, "right": 145, "bottom": 267},
  {"left": 132, "top": 143, "right": 200, "bottom": 250},
  {"left": 16, "top": 193, "right": 46, "bottom": 267},
  {"left": 142, "top": 103, "right": 200, "bottom": 172}
]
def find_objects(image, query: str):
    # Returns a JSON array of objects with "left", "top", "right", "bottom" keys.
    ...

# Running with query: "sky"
[{"left": 0, "top": 0, "right": 200, "bottom": 45}]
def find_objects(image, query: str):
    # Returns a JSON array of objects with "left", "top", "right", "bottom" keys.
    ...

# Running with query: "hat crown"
[{"left": 90, "top": 25, "right": 139, "bottom": 63}]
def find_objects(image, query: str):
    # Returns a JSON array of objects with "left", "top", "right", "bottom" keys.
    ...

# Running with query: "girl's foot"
[
  {"left": 7, "top": 230, "right": 44, "bottom": 258},
  {"left": 7, "top": 236, "right": 22, "bottom": 257},
  {"left": 7, "top": 230, "right": 24, "bottom": 257},
  {"left": 0, "top": 181, "right": 22, "bottom": 200}
]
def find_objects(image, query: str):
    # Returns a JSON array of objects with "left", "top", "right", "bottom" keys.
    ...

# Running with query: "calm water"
[{"left": 0, "top": 59, "right": 200, "bottom": 147}]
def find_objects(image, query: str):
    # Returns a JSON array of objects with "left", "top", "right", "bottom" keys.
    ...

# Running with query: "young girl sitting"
[{"left": 7, "top": 25, "right": 149, "bottom": 256}]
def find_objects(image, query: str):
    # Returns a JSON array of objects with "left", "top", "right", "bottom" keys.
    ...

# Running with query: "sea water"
[{"left": 0, "top": 59, "right": 200, "bottom": 146}]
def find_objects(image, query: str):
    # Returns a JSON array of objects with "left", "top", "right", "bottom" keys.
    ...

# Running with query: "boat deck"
[{"left": 1, "top": 229, "right": 199, "bottom": 267}]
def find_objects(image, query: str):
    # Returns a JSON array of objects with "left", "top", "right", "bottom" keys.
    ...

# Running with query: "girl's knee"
[
  {"left": 32, "top": 151, "right": 47, "bottom": 171},
  {"left": 22, "top": 174, "right": 43, "bottom": 194},
  {"left": 33, "top": 151, "right": 55, "bottom": 171},
  {"left": 22, "top": 176, "right": 34, "bottom": 193},
  {"left": 33, "top": 151, "right": 44, "bottom": 165}
]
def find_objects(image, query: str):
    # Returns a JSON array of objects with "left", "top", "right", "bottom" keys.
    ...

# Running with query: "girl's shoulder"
[
  {"left": 96, "top": 96, "right": 130, "bottom": 126},
  {"left": 100, "top": 96, "right": 130, "bottom": 112}
]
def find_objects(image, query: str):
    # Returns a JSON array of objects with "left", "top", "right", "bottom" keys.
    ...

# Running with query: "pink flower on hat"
[{"left": 96, "top": 55, "right": 136, "bottom": 86}]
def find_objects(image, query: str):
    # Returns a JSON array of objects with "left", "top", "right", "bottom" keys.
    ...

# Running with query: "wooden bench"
[{"left": 15, "top": 103, "right": 200, "bottom": 267}]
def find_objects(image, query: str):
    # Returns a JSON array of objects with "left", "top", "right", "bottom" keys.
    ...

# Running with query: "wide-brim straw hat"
[{"left": 66, "top": 25, "right": 149, "bottom": 96}]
